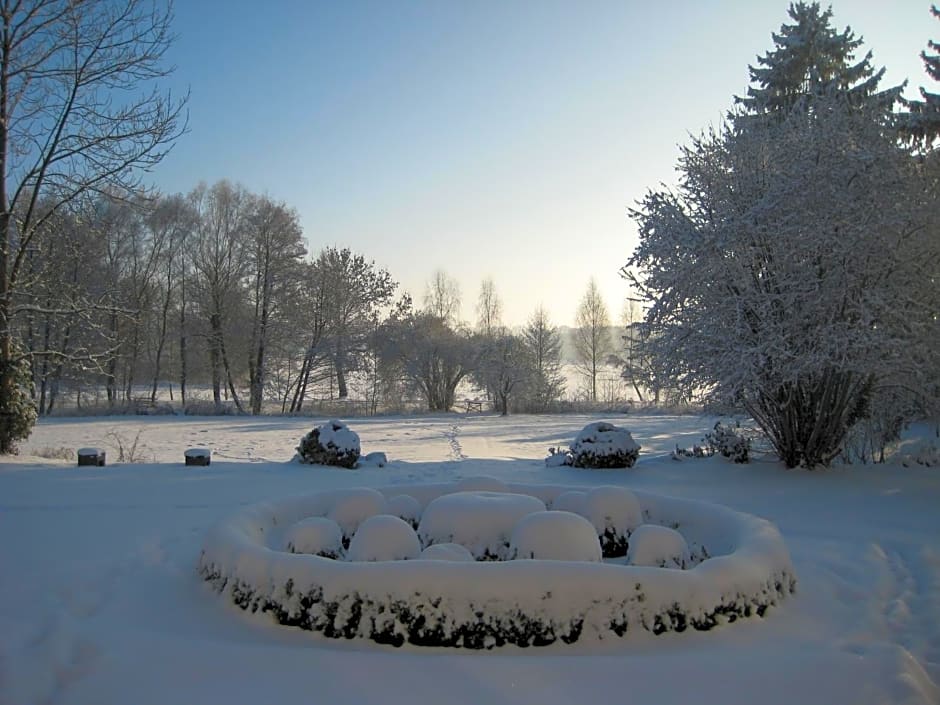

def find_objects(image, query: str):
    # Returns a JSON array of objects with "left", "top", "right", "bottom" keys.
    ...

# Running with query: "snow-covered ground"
[{"left": 1, "top": 413, "right": 938, "bottom": 705}]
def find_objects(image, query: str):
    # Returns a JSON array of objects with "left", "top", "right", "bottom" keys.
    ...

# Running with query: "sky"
[{"left": 151, "top": 0, "right": 933, "bottom": 328}]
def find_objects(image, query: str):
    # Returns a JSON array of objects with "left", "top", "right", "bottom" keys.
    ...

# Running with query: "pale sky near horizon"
[{"left": 151, "top": 1, "right": 932, "bottom": 327}]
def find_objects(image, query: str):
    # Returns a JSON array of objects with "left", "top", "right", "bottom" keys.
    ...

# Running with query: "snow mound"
[
  {"left": 296, "top": 419, "right": 361, "bottom": 468},
  {"left": 420, "top": 543, "right": 475, "bottom": 562},
  {"left": 387, "top": 494, "right": 421, "bottom": 527},
  {"left": 358, "top": 451, "right": 388, "bottom": 467},
  {"left": 326, "top": 488, "right": 388, "bottom": 537},
  {"left": 583, "top": 486, "right": 643, "bottom": 557},
  {"left": 199, "top": 483, "right": 797, "bottom": 648},
  {"left": 283, "top": 517, "right": 344, "bottom": 559},
  {"left": 510, "top": 511, "right": 602, "bottom": 562},
  {"left": 346, "top": 515, "right": 421, "bottom": 562},
  {"left": 627, "top": 524, "right": 691, "bottom": 569},
  {"left": 418, "top": 491, "right": 547, "bottom": 560}
]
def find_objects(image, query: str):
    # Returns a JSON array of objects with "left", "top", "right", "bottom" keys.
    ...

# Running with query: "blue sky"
[{"left": 152, "top": 0, "right": 932, "bottom": 326}]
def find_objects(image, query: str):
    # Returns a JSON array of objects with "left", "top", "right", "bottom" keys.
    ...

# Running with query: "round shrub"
[
  {"left": 326, "top": 487, "right": 388, "bottom": 539},
  {"left": 627, "top": 524, "right": 691, "bottom": 569},
  {"left": 583, "top": 485, "right": 643, "bottom": 557},
  {"left": 417, "top": 491, "right": 546, "bottom": 560},
  {"left": 296, "top": 419, "right": 360, "bottom": 468},
  {"left": 510, "top": 511, "right": 602, "bottom": 562},
  {"left": 419, "top": 542, "right": 475, "bottom": 562},
  {"left": 569, "top": 422, "right": 641, "bottom": 468},
  {"left": 387, "top": 494, "right": 421, "bottom": 528},
  {"left": 455, "top": 475, "right": 509, "bottom": 493},
  {"left": 347, "top": 515, "right": 421, "bottom": 562},
  {"left": 551, "top": 490, "right": 587, "bottom": 515},
  {"left": 283, "top": 517, "right": 344, "bottom": 559}
]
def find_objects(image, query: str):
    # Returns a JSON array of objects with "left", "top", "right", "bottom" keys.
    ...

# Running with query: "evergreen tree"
[
  {"left": 520, "top": 306, "right": 565, "bottom": 411},
  {"left": 901, "top": 5, "right": 940, "bottom": 148},
  {"left": 735, "top": 2, "right": 900, "bottom": 116}
]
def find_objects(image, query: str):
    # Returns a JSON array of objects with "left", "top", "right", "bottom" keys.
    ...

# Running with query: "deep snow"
[{"left": 1, "top": 412, "right": 939, "bottom": 705}]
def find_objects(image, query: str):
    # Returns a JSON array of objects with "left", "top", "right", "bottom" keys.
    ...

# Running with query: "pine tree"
[
  {"left": 902, "top": 5, "right": 940, "bottom": 147},
  {"left": 735, "top": 2, "right": 899, "bottom": 116}
]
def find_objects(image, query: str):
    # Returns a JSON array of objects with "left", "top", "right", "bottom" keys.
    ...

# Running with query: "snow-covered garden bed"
[{"left": 199, "top": 480, "right": 796, "bottom": 648}]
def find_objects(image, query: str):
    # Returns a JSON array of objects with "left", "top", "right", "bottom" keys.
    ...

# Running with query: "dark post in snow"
[
  {"left": 77, "top": 448, "right": 106, "bottom": 467},
  {"left": 185, "top": 448, "right": 211, "bottom": 466}
]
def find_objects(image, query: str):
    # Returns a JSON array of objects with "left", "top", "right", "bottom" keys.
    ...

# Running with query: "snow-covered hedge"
[
  {"left": 546, "top": 422, "right": 641, "bottom": 468},
  {"left": 199, "top": 482, "right": 796, "bottom": 648},
  {"left": 295, "top": 419, "right": 361, "bottom": 468}
]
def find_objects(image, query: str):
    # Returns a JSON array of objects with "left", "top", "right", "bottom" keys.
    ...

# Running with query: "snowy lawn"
[{"left": 1, "top": 413, "right": 939, "bottom": 705}]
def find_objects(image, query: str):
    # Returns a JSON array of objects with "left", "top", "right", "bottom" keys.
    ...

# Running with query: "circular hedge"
[{"left": 199, "top": 481, "right": 796, "bottom": 649}]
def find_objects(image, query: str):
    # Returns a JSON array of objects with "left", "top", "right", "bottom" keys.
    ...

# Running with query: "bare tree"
[
  {"left": 475, "top": 276, "right": 503, "bottom": 337},
  {"left": 423, "top": 270, "right": 461, "bottom": 326},
  {"left": 0, "top": 0, "right": 186, "bottom": 451},
  {"left": 574, "top": 278, "right": 613, "bottom": 402}
]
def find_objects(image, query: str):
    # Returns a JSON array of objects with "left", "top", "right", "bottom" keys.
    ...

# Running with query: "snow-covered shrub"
[
  {"left": 284, "top": 517, "right": 344, "bottom": 559},
  {"left": 326, "top": 488, "right": 387, "bottom": 540},
  {"left": 627, "top": 524, "right": 691, "bottom": 569},
  {"left": 199, "top": 483, "right": 797, "bottom": 648},
  {"left": 545, "top": 422, "right": 640, "bottom": 469},
  {"left": 346, "top": 515, "right": 421, "bottom": 562},
  {"left": 550, "top": 490, "right": 587, "bottom": 515},
  {"left": 387, "top": 494, "right": 421, "bottom": 528},
  {"left": 583, "top": 486, "right": 643, "bottom": 557},
  {"left": 0, "top": 344, "right": 38, "bottom": 454},
  {"left": 417, "top": 491, "right": 546, "bottom": 560},
  {"left": 295, "top": 419, "right": 361, "bottom": 468},
  {"left": 670, "top": 444, "right": 714, "bottom": 461},
  {"left": 358, "top": 451, "right": 388, "bottom": 467},
  {"left": 420, "top": 542, "right": 475, "bottom": 562},
  {"left": 510, "top": 511, "right": 602, "bottom": 562},
  {"left": 898, "top": 441, "right": 940, "bottom": 468},
  {"left": 704, "top": 422, "right": 750, "bottom": 463}
]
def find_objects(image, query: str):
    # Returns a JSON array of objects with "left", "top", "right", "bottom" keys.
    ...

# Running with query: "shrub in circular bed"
[
  {"left": 627, "top": 524, "right": 691, "bottom": 569},
  {"left": 387, "top": 494, "right": 421, "bottom": 528},
  {"left": 284, "top": 517, "right": 344, "bottom": 558},
  {"left": 510, "top": 511, "right": 602, "bottom": 562},
  {"left": 199, "top": 483, "right": 797, "bottom": 649},
  {"left": 347, "top": 515, "right": 421, "bottom": 562},
  {"left": 417, "top": 491, "right": 546, "bottom": 560},
  {"left": 296, "top": 419, "right": 360, "bottom": 468},
  {"left": 583, "top": 485, "right": 643, "bottom": 557},
  {"left": 326, "top": 487, "right": 387, "bottom": 539}
]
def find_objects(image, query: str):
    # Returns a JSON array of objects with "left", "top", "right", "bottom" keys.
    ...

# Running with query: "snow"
[
  {"left": 417, "top": 490, "right": 547, "bottom": 559},
  {"left": 627, "top": 524, "right": 691, "bottom": 569},
  {"left": 1, "top": 412, "right": 939, "bottom": 705},
  {"left": 510, "top": 511, "right": 603, "bottom": 562},
  {"left": 346, "top": 515, "right": 421, "bottom": 562}
]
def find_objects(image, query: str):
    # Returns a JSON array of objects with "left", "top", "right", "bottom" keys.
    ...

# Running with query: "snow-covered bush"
[
  {"left": 326, "top": 488, "right": 387, "bottom": 540},
  {"left": 582, "top": 486, "right": 643, "bottom": 557},
  {"left": 545, "top": 422, "right": 641, "bottom": 469},
  {"left": 898, "top": 441, "right": 940, "bottom": 468},
  {"left": 550, "top": 490, "right": 587, "bottom": 515},
  {"left": 455, "top": 476, "right": 509, "bottom": 493},
  {"left": 346, "top": 515, "right": 421, "bottom": 562},
  {"left": 387, "top": 494, "right": 421, "bottom": 528},
  {"left": 296, "top": 419, "right": 360, "bottom": 468},
  {"left": 0, "top": 345, "right": 38, "bottom": 454},
  {"left": 284, "top": 517, "right": 344, "bottom": 559},
  {"left": 199, "top": 483, "right": 797, "bottom": 648},
  {"left": 670, "top": 444, "right": 714, "bottom": 461},
  {"left": 704, "top": 422, "right": 750, "bottom": 463},
  {"left": 627, "top": 524, "right": 691, "bottom": 569},
  {"left": 510, "top": 511, "right": 602, "bottom": 562},
  {"left": 417, "top": 491, "right": 546, "bottom": 560},
  {"left": 420, "top": 543, "right": 475, "bottom": 562}
]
